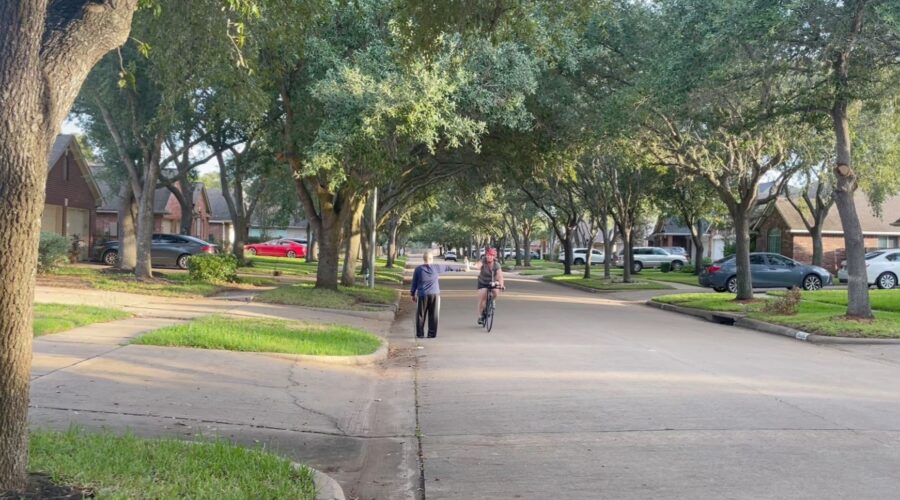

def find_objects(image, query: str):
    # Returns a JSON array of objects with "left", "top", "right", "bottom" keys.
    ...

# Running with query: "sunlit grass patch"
[
  {"left": 256, "top": 283, "right": 396, "bottom": 310},
  {"left": 30, "top": 428, "right": 317, "bottom": 499},
  {"left": 33, "top": 303, "right": 131, "bottom": 336},
  {"left": 133, "top": 315, "right": 382, "bottom": 355}
]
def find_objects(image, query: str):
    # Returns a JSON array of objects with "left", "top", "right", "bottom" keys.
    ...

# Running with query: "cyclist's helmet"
[{"left": 485, "top": 248, "right": 497, "bottom": 257}]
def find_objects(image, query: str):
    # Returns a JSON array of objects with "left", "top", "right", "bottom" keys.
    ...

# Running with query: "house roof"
[
  {"left": 773, "top": 191, "right": 900, "bottom": 235},
  {"left": 49, "top": 135, "right": 102, "bottom": 202},
  {"left": 206, "top": 188, "right": 233, "bottom": 222},
  {"left": 94, "top": 171, "right": 172, "bottom": 215},
  {"left": 651, "top": 217, "right": 711, "bottom": 237}
]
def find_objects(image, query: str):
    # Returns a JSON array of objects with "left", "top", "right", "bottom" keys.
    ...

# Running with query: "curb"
[
  {"left": 266, "top": 341, "right": 389, "bottom": 366},
  {"left": 540, "top": 275, "right": 672, "bottom": 294},
  {"left": 646, "top": 300, "right": 900, "bottom": 345},
  {"left": 295, "top": 464, "right": 345, "bottom": 500}
]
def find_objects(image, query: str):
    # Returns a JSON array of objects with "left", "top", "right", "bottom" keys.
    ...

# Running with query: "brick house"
[
  {"left": 41, "top": 135, "right": 102, "bottom": 260},
  {"left": 754, "top": 191, "right": 900, "bottom": 271},
  {"left": 648, "top": 218, "right": 727, "bottom": 260},
  {"left": 94, "top": 176, "right": 212, "bottom": 242},
  {"left": 206, "top": 188, "right": 235, "bottom": 248}
]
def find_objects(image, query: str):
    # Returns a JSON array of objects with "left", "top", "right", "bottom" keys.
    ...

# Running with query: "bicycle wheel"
[{"left": 485, "top": 300, "right": 495, "bottom": 332}]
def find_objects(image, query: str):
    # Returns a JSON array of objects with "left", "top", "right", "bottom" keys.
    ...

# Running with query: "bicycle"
[{"left": 480, "top": 281, "right": 503, "bottom": 332}]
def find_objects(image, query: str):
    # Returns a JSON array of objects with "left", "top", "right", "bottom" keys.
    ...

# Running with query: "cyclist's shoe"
[{"left": 477, "top": 317, "right": 484, "bottom": 325}]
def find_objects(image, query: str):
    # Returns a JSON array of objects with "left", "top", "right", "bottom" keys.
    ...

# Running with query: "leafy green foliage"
[
  {"left": 37, "top": 232, "right": 70, "bottom": 274},
  {"left": 187, "top": 254, "right": 239, "bottom": 283}
]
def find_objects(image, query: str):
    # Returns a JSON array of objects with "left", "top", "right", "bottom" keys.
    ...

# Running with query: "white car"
[
  {"left": 616, "top": 247, "right": 688, "bottom": 273},
  {"left": 444, "top": 251, "right": 457, "bottom": 261},
  {"left": 837, "top": 249, "right": 900, "bottom": 289},
  {"left": 558, "top": 248, "right": 605, "bottom": 265}
]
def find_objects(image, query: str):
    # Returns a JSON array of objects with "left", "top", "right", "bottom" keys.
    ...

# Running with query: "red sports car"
[{"left": 244, "top": 239, "right": 307, "bottom": 258}]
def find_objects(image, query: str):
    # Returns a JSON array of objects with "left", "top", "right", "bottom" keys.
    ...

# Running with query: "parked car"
[
  {"left": 244, "top": 239, "right": 307, "bottom": 258},
  {"left": 662, "top": 246, "right": 688, "bottom": 257},
  {"left": 95, "top": 233, "right": 217, "bottom": 269},
  {"left": 837, "top": 249, "right": 900, "bottom": 289},
  {"left": 699, "top": 252, "right": 833, "bottom": 293},
  {"left": 503, "top": 248, "right": 541, "bottom": 260},
  {"left": 616, "top": 247, "right": 687, "bottom": 272},
  {"left": 558, "top": 248, "right": 605, "bottom": 265},
  {"left": 444, "top": 251, "right": 458, "bottom": 261},
  {"left": 285, "top": 238, "right": 308, "bottom": 246}
]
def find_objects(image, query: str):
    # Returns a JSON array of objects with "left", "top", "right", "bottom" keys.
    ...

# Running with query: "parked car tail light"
[
  {"left": 200, "top": 245, "right": 216, "bottom": 254},
  {"left": 706, "top": 265, "right": 721, "bottom": 274}
]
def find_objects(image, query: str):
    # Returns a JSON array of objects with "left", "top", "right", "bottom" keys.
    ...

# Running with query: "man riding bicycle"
[{"left": 477, "top": 248, "right": 505, "bottom": 325}]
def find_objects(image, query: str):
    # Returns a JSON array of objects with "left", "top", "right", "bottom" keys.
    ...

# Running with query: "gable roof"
[
  {"left": 94, "top": 169, "right": 172, "bottom": 215},
  {"left": 773, "top": 191, "right": 900, "bottom": 235},
  {"left": 651, "top": 217, "right": 711, "bottom": 237},
  {"left": 206, "top": 188, "right": 233, "bottom": 222},
  {"left": 49, "top": 135, "right": 102, "bottom": 202}
]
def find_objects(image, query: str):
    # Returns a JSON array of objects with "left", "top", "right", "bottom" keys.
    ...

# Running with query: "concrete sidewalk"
[{"left": 30, "top": 285, "right": 419, "bottom": 499}]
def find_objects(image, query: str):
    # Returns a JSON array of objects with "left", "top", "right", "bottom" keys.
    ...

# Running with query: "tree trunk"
[
  {"left": 0, "top": 1, "right": 137, "bottom": 489},
  {"left": 341, "top": 196, "right": 365, "bottom": 287},
  {"left": 522, "top": 225, "right": 532, "bottom": 267},
  {"left": 583, "top": 231, "right": 598, "bottom": 279},
  {"left": 620, "top": 224, "right": 633, "bottom": 283},
  {"left": 134, "top": 156, "right": 161, "bottom": 279},
  {"left": 811, "top": 226, "right": 824, "bottom": 268},
  {"left": 732, "top": 211, "right": 753, "bottom": 300},
  {"left": 386, "top": 217, "right": 400, "bottom": 268},
  {"left": 832, "top": 102, "right": 872, "bottom": 318},
  {"left": 690, "top": 221, "right": 704, "bottom": 276},
  {"left": 117, "top": 187, "right": 137, "bottom": 270},
  {"left": 0, "top": 141, "right": 45, "bottom": 493},
  {"left": 176, "top": 181, "right": 195, "bottom": 236},
  {"left": 601, "top": 218, "right": 614, "bottom": 279},
  {"left": 562, "top": 229, "right": 574, "bottom": 275},
  {"left": 307, "top": 224, "right": 318, "bottom": 263},
  {"left": 316, "top": 208, "right": 341, "bottom": 290}
]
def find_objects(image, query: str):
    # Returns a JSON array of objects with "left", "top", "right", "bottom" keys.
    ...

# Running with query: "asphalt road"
[{"left": 413, "top": 273, "right": 900, "bottom": 499}]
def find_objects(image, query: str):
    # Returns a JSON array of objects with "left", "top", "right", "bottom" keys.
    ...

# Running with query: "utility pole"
[{"left": 368, "top": 187, "right": 377, "bottom": 288}]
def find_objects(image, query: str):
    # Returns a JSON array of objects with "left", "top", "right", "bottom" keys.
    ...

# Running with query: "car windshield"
[{"left": 865, "top": 251, "right": 886, "bottom": 260}]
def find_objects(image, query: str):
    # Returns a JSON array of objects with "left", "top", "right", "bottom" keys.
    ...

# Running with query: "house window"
[
  {"left": 878, "top": 236, "right": 898, "bottom": 249},
  {"left": 768, "top": 228, "right": 782, "bottom": 255}
]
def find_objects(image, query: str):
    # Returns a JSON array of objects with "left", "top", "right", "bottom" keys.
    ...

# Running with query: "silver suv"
[{"left": 616, "top": 247, "right": 687, "bottom": 273}]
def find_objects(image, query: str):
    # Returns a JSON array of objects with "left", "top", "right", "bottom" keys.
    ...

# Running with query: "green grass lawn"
[
  {"left": 241, "top": 256, "right": 319, "bottom": 276},
  {"left": 33, "top": 303, "right": 131, "bottom": 336},
  {"left": 550, "top": 274, "right": 672, "bottom": 291},
  {"left": 44, "top": 266, "right": 271, "bottom": 298},
  {"left": 30, "top": 429, "right": 316, "bottom": 499},
  {"left": 639, "top": 269, "right": 704, "bottom": 286},
  {"left": 655, "top": 292, "right": 900, "bottom": 338},
  {"left": 133, "top": 315, "right": 382, "bottom": 355},
  {"left": 256, "top": 283, "right": 397, "bottom": 310}
]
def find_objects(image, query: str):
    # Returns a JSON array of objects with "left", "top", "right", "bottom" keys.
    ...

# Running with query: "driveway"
[{"left": 413, "top": 273, "right": 900, "bottom": 499}]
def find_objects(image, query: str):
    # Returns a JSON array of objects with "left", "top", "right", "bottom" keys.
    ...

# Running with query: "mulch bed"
[{"left": 0, "top": 473, "right": 93, "bottom": 499}]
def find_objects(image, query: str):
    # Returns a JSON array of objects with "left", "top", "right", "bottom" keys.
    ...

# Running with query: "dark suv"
[{"left": 95, "top": 233, "right": 217, "bottom": 269}]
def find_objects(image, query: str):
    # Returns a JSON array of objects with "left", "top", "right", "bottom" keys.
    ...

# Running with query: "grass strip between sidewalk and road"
[
  {"left": 33, "top": 303, "right": 131, "bottom": 337},
  {"left": 133, "top": 315, "right": 382, "bottom": 356},
  {"left": 550, "top": 274, "right": 672, "bottom": 291},
  {"left": 256, "top": 282, "right": 397, "bottom": 311},
  {"left": 43, "top": 266, "right": 275, "bottom": 298},
  {"left": 29, "top": 429, "right": 316, "bottom": 499},
  {"left": 654, "top": 292, "right": 900, "bottom": 338}
]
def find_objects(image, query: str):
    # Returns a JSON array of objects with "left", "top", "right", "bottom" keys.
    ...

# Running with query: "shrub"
[
  {"left": 703, "top": 257, "right": 713, "bottom": 266},
  {"left": 38, "top": 232, "right": 70, "bottom": 274},
  {"left": 188, "top": 254, "right": 238, "bottom": 283},
  {"left": 681, "top": 264, "right": 696, "bottom": 274},
  {"left": 660, "top": 262, "right": 672, "bottom": 273},
  {"left": 762, "top": 287, "right": 802, "bottom": 315}
]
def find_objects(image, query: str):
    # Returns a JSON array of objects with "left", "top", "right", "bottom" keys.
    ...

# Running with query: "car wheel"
[
  {"left": 574, "top": 258, "right": 585, "bottom": 265},
  {"left": 632, "top": 261, "right": 643, "bottom": 273},
  {"left": 177, "top": 254, "right": 191, "bottom": 270},
  {"left": 726, "top": 276, "right": 738, "bottom": 294},
  {"left": 671, "top": 261, "right": 683, "bottom": 271},
  {"left": 102, "top": 250, "right": 119, "bottom": 266},
  {"left": 287, "top": 250, "right": 297, "bottom": 258},
  {"left": 713, "top": 287, "right": 727, "bottom": 293},
  {"left": 802, "top": 274, "right": 823, "bottom": 291},
  {"left": 876, "top": 272, "right": 898, "bottom": 290},
  {"left": 247, "top": 247, "right": 257, "bottom": 256}
]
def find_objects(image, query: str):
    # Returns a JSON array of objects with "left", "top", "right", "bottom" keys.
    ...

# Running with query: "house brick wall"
[
  {"left": 45, "top": 151, "right": 97, "bottom": 211},
  {"left": 792, "top": 234, "right": 883, "bottom": 271},
  {"left": 756, "top": 209, "right": 794, "bottom": 257}
]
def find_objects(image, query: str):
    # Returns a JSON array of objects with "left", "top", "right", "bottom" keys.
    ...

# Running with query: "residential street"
[
  {"left": 413, "top": 273, "right": 900, "bottom": 499},
  {"left": 28, "top": 271, "right": 900, "bottom": 499}
]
